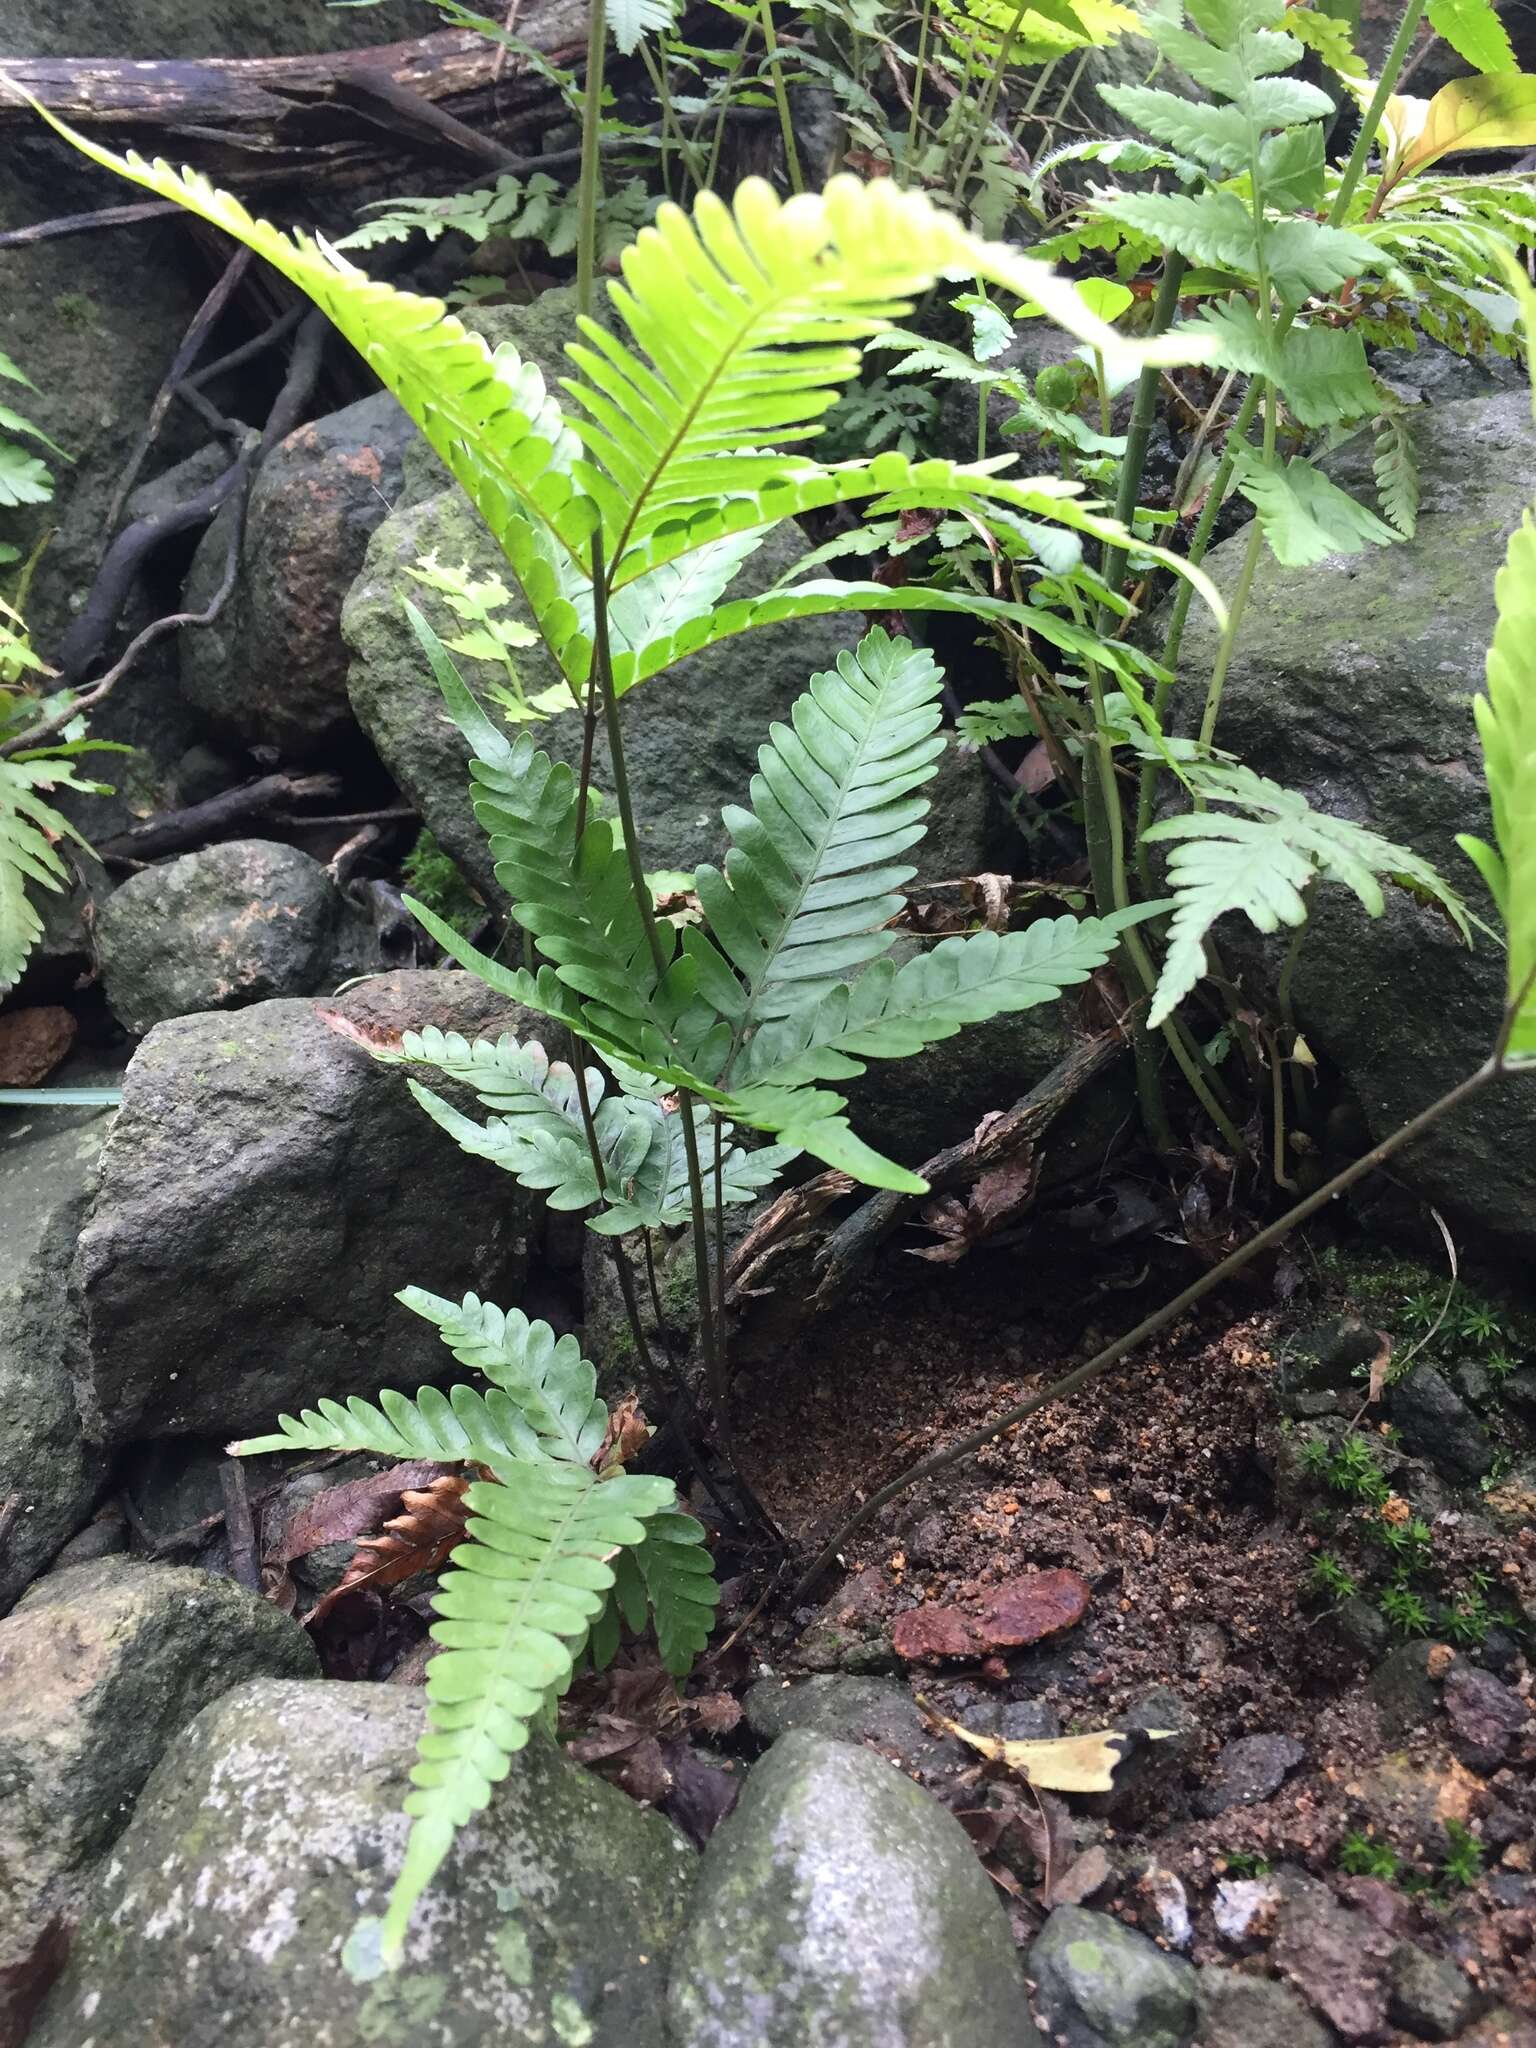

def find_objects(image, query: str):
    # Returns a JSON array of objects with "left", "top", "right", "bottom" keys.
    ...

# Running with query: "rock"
[
  {"left": 1086, "top": 1687, "right": 1201, "bottom": 1823},
  {"left": 0, "top": 0, "right": 436, "bottom": 58},
  {"left": 1323, "top": 1594, "right": 1392, "bottom": 1667},
  {"left": 1171, "top": 393, "right": 1536, "bottom": 1262},
  {"left": 1272, "top": 1875, "right": 1394, "bottom": 2040},
  {"left": 1443, "top": 1665, "right": 1529, "bottom": 1773},
  {"left": 29, "top": 1677, "right": 694, "bottom": 2048},
  {"left": 1390, "top": 1365, "right": 1494, "bottom": 1485},
  {"left": 1278, "top": 1317, "right": 1384, "bottom": 1412},
  {"left": 94, "top": 839, "right": 356, "bottom": 1033},
  {"left": 1371, "top": 1641, "right": 1447, "bottom": 1741},
  {"left": 0, "top": 1091, "right": 113, "bottom": 1610},
  {"left": 791, "top": 1567, "right": 901, "bottom": 1675},
  {"left": 343, "top": 299, "right": 859, "bottom": 904},
  {"left": 1211, "top": 1876, "right": 1282, "bottom": 1946},
  {"left": 1503, "top": 1368, "right": 1536, "bottom": 1417},
  {"left": 1388, "top": 1943, "right": 1481, "bottom": 2041},
  {"left": 741, "top": 1674, "right": 962, "bottom": 1780},
  {"left": 1138, "top": 1865, "right": 1193, "bottom": 1949},
  {"left": 1195, "top": 1967, "right": 1335, "bottom": 2048},
  {"left": 1448, "top": 2012, "right": 1536, "bottom": 2047},
  {"left": 181, "top": 392, "right": 416, "bottom": 756},
  {"left": 0, "top": 1559, "right": 315, "bottom": 2045},
  {"left": 1195, "top": 1733, "right": 1305, "bottom": 1818},
  {"left": 1049, "top": 1844, "right": 1116, "bottom": 1907},
  {"left": 891, "top": 1603, "right": 985, "bottom": 1663},
  {"left": 667, "top": 1728, "right": 1025, "bottom": 2047},
  {"left": 72, "top": 971, "right": 538, "bottom": 1443},
  {"left": 1028, "top": 1904, "right": 1197, "bottom": 2048}
]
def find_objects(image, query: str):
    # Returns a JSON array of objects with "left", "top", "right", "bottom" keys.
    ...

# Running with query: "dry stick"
[
  {"left": 104, "top": 242, "right": 253, "bottom": 538},
  {"left": 218, "top": 1459, "right": 261, "bottom": 1591},
  {"left": 789, "top": 1007, "right": 1533, "bottom": 1606}
]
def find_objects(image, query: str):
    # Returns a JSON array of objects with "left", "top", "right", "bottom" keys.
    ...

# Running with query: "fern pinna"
[{"left": 234, "top": 1290, "right": 717, "bottom": 1962}]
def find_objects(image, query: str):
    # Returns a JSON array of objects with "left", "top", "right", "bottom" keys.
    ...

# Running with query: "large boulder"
[
  {"left": 93, "top": 838, "right": 360, "bottom": 1034},
  {"left": 29, "top": 1678, "right": 696, "bottom": 2048},
  {"left": 180, "top": 392, "right": 417, "bottom": 757},
  {"left": 71, "top": 970, "right": 538, "bottom": 1444},
  {"left": 667, "top": 1727, "right": 1028, "bottom": 2046},
  {"left": 1171, "top": 392, "right": 1536, "bottom": 1260},
  {"left": 0, "top": 1559, "right": 315, "bottom": 2047},
  {"left": 0, "top": 1092, "right": 113, "bottom": 1611}
]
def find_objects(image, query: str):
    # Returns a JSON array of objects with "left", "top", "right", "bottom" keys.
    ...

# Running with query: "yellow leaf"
[
  {"left": 920, "top": 1701, "right": 1176, "bottom": 1791},
  {"left": 1401, "top": 72, "right": 1536, "bottom": 172}
]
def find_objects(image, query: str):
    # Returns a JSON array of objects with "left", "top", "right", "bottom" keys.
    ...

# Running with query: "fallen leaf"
[
  {"left": 1367, "top": 1333, "right": 1393, "bottom": 1407},
  {"left": 911, "top": 1155, "right": 1040, "bottom": 1263},
  {"left": 892, "top": 1605, "right": 986, "bottom": 1663},
  {"left": 594, "top": 1394, "right": 651, "bottom": 1474},
  {"left": 919, "top": 1702, "right": 1176, "bottom": 1793},
  {"left": 267, "top": 1460, "right": 441, "bottom": 1566},
  {"left": 309, "top": 1471, "right": 475, "bottom": 1623},
  {"left": 661, "top": 1740, "right": 740, "bottom": 1846},
  {"left": 314, "top": 1007, "right": 403, "bottom": 1052},
  {"left": 689, "top": 1692, "right": 744, "bottom": 1739},
  {"left": 977, "top": 1569, "right": 1091, "bottom": 1648},
  {"left": 0, "top": 1005, "right": 76, "bottom": 1087}
]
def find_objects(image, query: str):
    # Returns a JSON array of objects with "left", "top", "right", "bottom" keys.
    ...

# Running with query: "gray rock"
[
  {"left": 1171, "top": 392, "right": 1536, "bottom": 1261},
  {"left": 1272, "top": 1873, "right": 1394, "bottom": 2040},
  {"left": 1503, "top": 1368, "right": 1536, "bottom": 1416},
  {"left": 668, "top": 1727, "right": 1026, "bottom": 2047},
  {"left": 1323, "top": 1595, "right": 1392, "bottom": 1667},
  {"left": 1195, "top": 1734, "right": 1305, "bottom": 1819},
  {"left": 1028, "top": 1904, "right": 1197, "bottom": 2048},
  {"left": 0, "top": 0, "right": 436, "bottom": 57},
  {"left": 94, "top": 839, "right": 350, "bottom": 1033},
  {"left": 344, "top": 498, "right": 860, "bottom": 907},
  {"left": 29, "top": 1677, "right": 694, "bottom": 2048},
  {"left": 0, "top": 1093, "right": 113, "bottom": 1610},
  {"left": 72, "top": 971, "right": 537, "bottom": 1443},
  {"left": 742, "top": 1674, "right": 962, "bottom": 1779},
  {"left": 182, "top": 392, "right": 416, "bottom": 756},
  {"left": 1388, "top": 1943, "right": 1480, "bottom": 2041},
  {"left": 1443, "top": 1664, "right": 1528, "bottom": 1772},
  {"left": 1391, "top": 1364, "right": 1494, "bottom": 1485},
  {"left": 1278, "top": 1317, "right": 1384, "bottom": 1412},
  {"left": 0, "top": 1559, "right": 315, "bottom": 2045},
  {"left": 1195, "top": 1968, "right": 1334, "bottom": 2048},
  {"left": 1370, "top": 1642, "right": 1445, "bottom": 1741}
]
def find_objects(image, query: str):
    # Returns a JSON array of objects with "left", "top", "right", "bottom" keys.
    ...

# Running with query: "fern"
[
  {"left": 1372, "top": 411, "right": 1421, "bottom": 539},
  {"left": 0, "top": 722, "right": 121, "bottom": 995},
  {"left": 233, "top": 1292, "right": 719, "bottom": 1962},
  {"left": 1425, "top": 0, "right": 1516, "bottom": 72},
  {"left": 1232, "top": 450, "right": 1399, "bottom": 566},
  {"left": 1144, "top": 761, "right": 1473, "bottom": 1025},
  {"left": 0, "top": 348, "right": 66, "bottom": 511}
]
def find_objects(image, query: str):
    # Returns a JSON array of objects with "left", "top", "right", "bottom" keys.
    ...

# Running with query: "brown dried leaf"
[
  {"left": 892, "top": 1605, "right": 985, "bottom": 1663},
  {"left": 314, "top": 1006, "right": 404, "bottom": 1054},
  {"left": 594, "top": 1394, "right": 651, "bottom": 1474},
  {"left": 911, "top": 1154, "right": 1040, "bottom": 1264},
  {"left": 267, "top": 1460, "right": 442, "bottom": 1567},
  {"left": 919, "top": 1704, "right": 1176, "bottom": 1793},
  {"left": 976, "top": 1568, "right": 1091, "bottom": 1649},
  {"left": 309, "top": 1471, "right": 474, "bottom": 1624},
  {"left": 660, "top": 1741, "right": 741, "bottom": 1846},
  {"left": 1367, "top": 1333, "right": 1393, "bottom": 1407},
  {"left": 689, "top": 1692, "right": 744, "bottom": 1739}
]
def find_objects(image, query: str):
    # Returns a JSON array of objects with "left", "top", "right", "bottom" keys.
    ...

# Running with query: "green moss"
[
  {"left": 51, "top": 291, "right": 98, "bottom": 330},
  {"left": 400, "top": 828, "right": 485, "bottom": 940}
]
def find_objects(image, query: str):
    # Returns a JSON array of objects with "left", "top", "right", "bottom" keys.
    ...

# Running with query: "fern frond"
[
  {"left": 1372, "top": 411, "right": 1421, "bottom": 538},
  {"left": 1144, "top": 762, "right": 1471, "bottom": 1026},
  {"left": 1233, "top": 450, "right": 1399, "bottom": 566},
  {"left": 230, "top": 1381, "right": 551, "bottom": 1475},
  {"left": 0, "top": 751, "right": 114, "bottom": 994},
  {"left": 383, "top": 1464, "right": 675, "bottom": 1960},
  {"left": 1092, "top": 191, "right": 1401, "bottom": 304},
  {"left": 1458, "top": 509, "right": 1536, "bottom": 1057},
  {"left": 695, "top": 628, "right": 945, "bottom": 1033},
  {"left": 633, "top": 1510, "right": 721, "bottom": 1673},
  {"left": 1188, "top": 297, "right": 1377, "bottom": 426},
  {"left": 739, "top": 913, "right": 1140, "bottom": 1088},
  {"left": 607, "top": 0, "right": 679, "bottom": 52},
  {"left": 396, "top": 1288, "right": 609, "bottom": 1465}
]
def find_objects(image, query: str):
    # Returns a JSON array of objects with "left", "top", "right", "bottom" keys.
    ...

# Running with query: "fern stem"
[
  {"left": 1197, "top": 497, "right": 1263, "bottom": 753},
  {"left": 948, "top": 0, "right": 1029, "bottom": 213},
  {"left": 755, "top": 0, "right": 805, "bottom": 194},
  {"left": 705, "top": 20, "right": 755, "bottom": 192},
  {"left": 575, "top": 0, "right": 608, "bottom": 319},
  {"left": 904, "top": 0, "right": 936, "bottom": 182},
  {"left": 1099, "top": 250, "right": 1186, "bottom": 627},
  {"left": 790, "top": 1032, "right": 1527, "bottom": 1606},
  {"left": 1330, "top": 0, "right": 1427, "bottom": 225}
]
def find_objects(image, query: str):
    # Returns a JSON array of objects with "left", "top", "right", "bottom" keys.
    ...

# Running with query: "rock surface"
[
  {"left": 1195, "top": 1733, "right": 1306, "bottom": 1819},
  {"left": 1194, "top": 1967, "right": 1334, "bottom": 2048},
  {"left": 72, "top": 971, "right": 537, "bottom": 1443},
  {"left": 1028, "top": 1904, "right": 1197, "bottom": 2048},
  {"left": 1387, "top": 1942, "right": 1480, "bottom": 2041},
  {"left": 667, "top": 1727, "right": 1027, "bottom": 2046},
  {"left": 0, "top": 1093, "right": 113, "bottom": 1610},
  {"left": 1173, "top": 392, "right": 1536, "bottom": 1259},
  {"left": 1390, "top": 1364, "right": 1494, "bottom": 1485},
  {"left": 0, "top": 1560, "right": 315, "bottom": 2045},
  {"left": 741, "top": 1674, "right": 963, "bottom": 1780},
  {"left": 181, "top": 393, "right": 417, "bottom": 755},
  {"left": 29, "top": 1677, "right": 694, "bottom": 2048},
  {"left": 94, "top": 839, "right": 350, "bottom": 1033}
]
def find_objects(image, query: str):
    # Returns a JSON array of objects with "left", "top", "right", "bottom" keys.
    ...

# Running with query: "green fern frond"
[
  {"left": 1187, "top": 297, "right": 1377, "bottom": 426},
  {"left": 1233, "top": 450, "right": 1399, "bottom": 566},
  {"left": 230, "top": 1380, "right": 549, "bottom": 1474},
  {"left": 0, "top": 749, "right": 115, "bottom": 995},
  {"left": 1458, "top": 510, "right": 1536, "bottom": 1057},
  {"left": 695, "top": 628, "right": 946, "bottom": 1033},
  {"left": 1372, "top": 411, "right": 1421, "bottom": 538},
  {"left": 1145, "top": 762, "right": 1471, "bottom": 1025},
  {"left": 384, "top": 1463, "right": 675, "bottom": 1959},
  {"left": 1092, "top": 191, "right": 1398, "bottom": 304},
  {"left": 396, "top": 1287, "right": 609, "bottom": 1465},
  {"left": 633, "top": 1510, "right": 721, "bottom": 1673}
]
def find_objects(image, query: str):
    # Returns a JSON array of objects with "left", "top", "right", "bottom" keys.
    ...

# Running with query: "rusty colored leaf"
[
  {"left": 661, "top": 1741, "right": 741, "bottom": 1846},
  {"left": 314, "top": 1006, "right": 403, "bottom": 1053},
  {"left": 0, "top": 1005, "right": 76, "bottom": 1087},
  {"left": 689, "top": 1692, "right": 744, "bottom": 1739},
  {"left": 267, "top": 1460, "right": 441, "bottom": 1567},
  {"left": 892, "top": 1605, "right": 985, "bottom": 1663},
  {"left": 911, "top": 1155, "right": 1040, "bottom": 1264},
  {"left": 1367, "top": 1333, "right": 1393, "bottom": 1407},
  {"left": 977, "top": 1568, "right": 1091, "bottom": 1648},
  {"left": 594, "top": 1394, "right": 651, "bottom": 1474},
  {"left": 309, "top": 1471, "right": 474, "bottom": 1623}
]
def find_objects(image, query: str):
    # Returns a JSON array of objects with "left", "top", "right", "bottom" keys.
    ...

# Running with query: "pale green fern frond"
[
  {"left": 0, "top": 748, "right": 115, "bottom": 995},
  {"left": 633, "top": 1511, "right": 721, "bottom": 1673},
  {"left": 396, "top": 1286, "right": 609, "bottom": 1465},
  {"left": 1232, "top": 450, "right": 1399, "bottom": 566},
  {"left": 1145, "top": 762, "right": 1471, "bottom": 1026},
  {"left": 230, "top": 1380, "right": 549, "bottom": 1475},
  {"left": 384, "top": 1463, "right": 675, "bottom": 1958}
]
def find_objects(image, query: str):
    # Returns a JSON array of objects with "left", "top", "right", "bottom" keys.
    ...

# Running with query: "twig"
[
  {"left": 0, "top": 198, "right": 184, "bottom": 248},
  {"left": 219, "top": 1459, "right": 261, "bottom": 1591},
  {"left": 96, "top": 772, "right": 345, "bottom": 863}
]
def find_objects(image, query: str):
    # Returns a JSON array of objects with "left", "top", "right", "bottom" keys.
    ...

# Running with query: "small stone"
[
  {"left": 1273, "top": 1876, "right": 1394, "bottom": 2040},
  {"left": 1443, "top": 1665, "right": 1529, "bottom": 1772},
  {"left": 94, "top": 840, "right": 347, "bottom": 1034},
  {"left": 1048, "top": 1844, "right": 1115, "bottom": 1907},
  {"left": 1323, "top": 1594, "right": 1392, "bottom": 1666},
  {"left": 1138, "top": 1865, "right": 1192, "bottom": 1949},
  {"left": 1195, "top": 1733, "right": 1305, "bottom": 1818},
  {"left": 1390, "top": 1365, "right": 1493, "bottom": 1485},
  {"left": 1502, "top": 1368, "right": 1536, "bottom": 1417},
  {"left": 0, "top": 1006, "right": 75, "bottom": 1087},
  {"left": 668, "top": 1729, "right": 1025, "bottom": 2047},
  {"left": 1212, "top": 1876, "right": 1282, "bottom": 1945},
  {"left": 1371, "top": 1641, "right": 1445, "bottom": 1740},
  {"left": 741, "top": 1674, "right": 961, "bottom": 1779},
  {"left": 1183, "top": 1623, "right": 1228, "bottom": 1674},
  {"left": 1196, "top": 1968, "right": 1335, "bottom": 2048},
  {"left": 976, "top": 1567, "right": 1091, "bottom": 1648},
  {"left": 1028, "top": 1905, "right": 1197, "bottom": 2048},
  {"left": 1387, "top": 1943, "right": 1480, "bottom": 2041}
]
